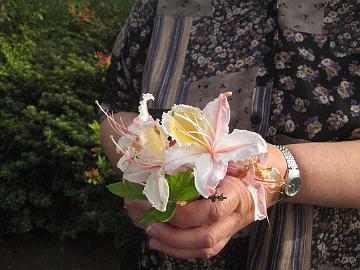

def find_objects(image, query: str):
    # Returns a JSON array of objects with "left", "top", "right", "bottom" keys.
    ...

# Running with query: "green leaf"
[
  {"left": 140, "top": 202, "right": 177, "bottom": 224},
  {"left": 167, "top": 171, "right": 199, "bottom": 202},
  {"left": 35, "top": 13, "right": 44, "bottom": 20},
  {"left": 107, "top": 181, "right": 146, "bottom": 200},
  {"left": 177, "top": 186, "right": 199, "bottom": 202}
]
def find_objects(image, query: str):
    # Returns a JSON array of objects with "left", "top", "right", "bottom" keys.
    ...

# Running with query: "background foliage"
[{"left": 0, "top": 0, "right": 134, "bottom": 245}]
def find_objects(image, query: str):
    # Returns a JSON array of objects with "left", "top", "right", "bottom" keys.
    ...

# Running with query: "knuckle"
[
  {"left": 200, "top": 248, "right": 218, "bottom": 259},
  {"left": 203, "top": 232, "right": 215, "bottom": 248},
  {"left": 209, "top": 202, "right": 227, "bottom": 222}
]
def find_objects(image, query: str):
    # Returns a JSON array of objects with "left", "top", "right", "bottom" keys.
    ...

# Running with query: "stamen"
[
  {"left": 95, "top": 100, "right": 136, "bottom": 137},
  {"left": 173, "top": 113, "right": 212, "bottom": 148},
  {"left": 178, "top": 129, "right": 211, "bottom": 150},
  {"left": 202, "top": 114, "right": 216, "bottom": 140},
  {"left": 110, "top": 135, "right": 128, "bottom": 156},
  {"left": 110, "top": 136, "right": 161, "bottom": 169},
  {"left": 187, "top": 131, "right": 212, "bottom": 147}
]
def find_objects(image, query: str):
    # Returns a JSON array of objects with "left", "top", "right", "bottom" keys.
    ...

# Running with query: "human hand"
[
  {"left": 124, "top": 199, "right": 151, "bottom": 229},
  {"left": 125, "top": 144, "right": 287, "bottom": 259},
  {"left": 144, "top": 175, "right": 255, "bottom": 259},
  {"left": 144, "top": 144, "right": 287, "bottom": 259}
]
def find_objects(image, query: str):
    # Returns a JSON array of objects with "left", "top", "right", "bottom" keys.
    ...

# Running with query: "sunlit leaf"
[
  {"left": 107, "top": 181, "right": 146, "bottom": 200},
  {"left": 167, "top": 171, "right": 198, "bottom": 202}
]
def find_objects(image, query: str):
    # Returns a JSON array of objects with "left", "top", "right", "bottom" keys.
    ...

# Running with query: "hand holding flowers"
[
  {"left": 125, "top": 143, "right": 287, "bottom": 259},
  {"left": 98, "top": 92, "right": 286, "bottom": 236},
  {"left": 145, "top": 175, "right": 256, "bottom": 259}
]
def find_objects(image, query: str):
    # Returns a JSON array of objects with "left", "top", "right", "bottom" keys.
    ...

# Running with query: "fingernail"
[{"left": 146, "top": 226, "right": 158, "bottom": 239}]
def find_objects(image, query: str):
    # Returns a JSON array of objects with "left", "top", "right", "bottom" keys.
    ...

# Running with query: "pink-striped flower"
[
  {"left": 162, "top": 92, "right": 267, "bottom": 198},
  {"left": 98, "top": 94, "right": 169, "bottom": 212}
]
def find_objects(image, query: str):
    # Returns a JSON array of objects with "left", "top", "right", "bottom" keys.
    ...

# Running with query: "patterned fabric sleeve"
[{"left": 101, "top": 0, "right": 157, "bottom": 114}]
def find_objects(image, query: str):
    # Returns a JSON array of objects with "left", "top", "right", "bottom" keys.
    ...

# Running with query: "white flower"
[
  {"left": 98, "top": 94, "right": 169, "bottom": 211},
  {"left": 162, "top": 93, "right": 267, "bottom": 197}
]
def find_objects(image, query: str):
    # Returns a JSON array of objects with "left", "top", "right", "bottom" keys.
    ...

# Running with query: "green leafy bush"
[{"left": 0, "top": 0, "right": 133, "bottom": 244}]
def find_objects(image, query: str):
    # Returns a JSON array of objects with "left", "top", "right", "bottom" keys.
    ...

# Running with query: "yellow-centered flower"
[{"left": 162, "top": 93, "right": 267, "bottom": 197}]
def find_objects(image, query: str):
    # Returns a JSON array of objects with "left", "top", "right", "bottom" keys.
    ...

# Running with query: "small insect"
[{"left": 208, "top": 193, "right": 228, "bottom": 202}]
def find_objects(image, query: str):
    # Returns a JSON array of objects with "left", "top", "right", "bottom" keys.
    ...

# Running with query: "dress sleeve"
[{"left": 101, "top": 0, "right": 157, "bottom": 114}]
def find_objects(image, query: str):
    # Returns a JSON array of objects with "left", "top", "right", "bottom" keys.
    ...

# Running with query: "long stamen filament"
[
  {"left": 175, "top": 113, "right": 208, "bottom": 135},
  {"left": 107, "top": 117, "right": 126, "bottom": 137},
  {"left": 110, "top": 135, "right": 161, "bottom": 169},
  {"left": 96, "top": 100, "right": 136, "bottom": 137},
  {"left": 173, "top": 112, "right": 212, "bottom": 148},
  {"left": 110, "top": 135, "right": 127, "bottom": 155},
  {"left": 194, "top": 114, "right": 215, "bottom": 143},
  {"left": 187, "top": 131, "right": 213, "bottom": 147},
  {"left": 202, "top": 113, "right": 216, "bottom": 140},
  {"left": 178, "top": 129, "right": 211, "bottom": 150}
]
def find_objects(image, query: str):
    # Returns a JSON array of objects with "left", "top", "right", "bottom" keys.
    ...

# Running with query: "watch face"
[{"left": 285, "top": 176, "right": 301, "bottom": 197}]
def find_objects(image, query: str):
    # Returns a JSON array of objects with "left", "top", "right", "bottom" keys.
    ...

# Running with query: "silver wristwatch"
[{"left": 275, "top": 145, "right": 301, "bottom": 200}]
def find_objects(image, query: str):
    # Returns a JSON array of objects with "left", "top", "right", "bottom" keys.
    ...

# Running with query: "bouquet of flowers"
[{"left": 99, "top": 92, "right": 283, "bottom": 223}]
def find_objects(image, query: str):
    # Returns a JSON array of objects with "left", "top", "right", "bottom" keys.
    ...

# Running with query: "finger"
[
  {"left": 124, "top": 199, "right": 151, "bottom": 210},
  {"left": 169, "top": 176, "right": 244, "bottom": 228},
  {"left": 124, "top": 199, "right": 152, "bottom": 229},
  {"left": 147, "top": 211, "right": 246, "bottom": 249},
  {"left": 148, "top": 236, "right": 231, "bottom": 260}
]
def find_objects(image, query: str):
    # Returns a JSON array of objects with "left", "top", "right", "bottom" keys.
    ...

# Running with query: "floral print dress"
[{"left": 103, "top": 0, "right": 360, "bottom": 269}]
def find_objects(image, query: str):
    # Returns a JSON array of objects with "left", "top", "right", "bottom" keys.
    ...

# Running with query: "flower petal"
[
  {"left": 117, "top": 155, "right": 129, "bottom": 172},
  {"left": 117, "top": 135, "right": 134, "bottom": 153},
  {"left": 163, "top": 144, "right": 203, "bottom": 174},
  {"left": 122, "top": 164, "right": 153, "bottom": 183},
  {"left": 252, "top": 152, "right": 268, "bottom": 166},
  {"left": 246, "top": 185, "right": 267, "bottom": 221},
  {"left": 202, "top": 93, "right": 231, "bottom": 142},
  {"left": 143, "top": 171, "right": 169, "bottom": 212},
  {"left": 193, "top": 154, "right": 228, "bottom": 197},
  {"left": 128, "top": 93, "right": 154, "bottom": 134},
  {"left": 237, "top": 162, "right": 256, "bottom": 186},
  {"left": 214, "top": 130, "right": 267, "bottom": 162},
  {"left": 138, "top": 123, "right": 168, "bottom": 159},
  {"left": 138, "top": 93, "right": 154, "bottom": 122},
  {"left": 227, "top": 160, "right": 250, "bottom": 178}
]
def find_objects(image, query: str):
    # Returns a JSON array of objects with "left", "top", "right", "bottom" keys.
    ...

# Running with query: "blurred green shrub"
[{"left": 0, "top": 0, "right": 133, "bottom": 244}]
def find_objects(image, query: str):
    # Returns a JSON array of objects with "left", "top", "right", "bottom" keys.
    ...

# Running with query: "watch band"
[{"left": 275, "top": 145, "right": 301, "bottom": 200}]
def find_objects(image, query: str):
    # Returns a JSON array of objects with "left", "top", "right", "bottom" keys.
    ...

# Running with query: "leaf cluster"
[
  {"left": 0, "top": 0, "right": 134, "bottom": 247},
  {"left": 108, "top": 171, "right": 199, "bottom": 224}
]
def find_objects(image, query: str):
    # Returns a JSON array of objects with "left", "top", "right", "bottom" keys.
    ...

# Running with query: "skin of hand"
[{"left": 124, "top": 144, "right": 287, "bottom": 259}]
